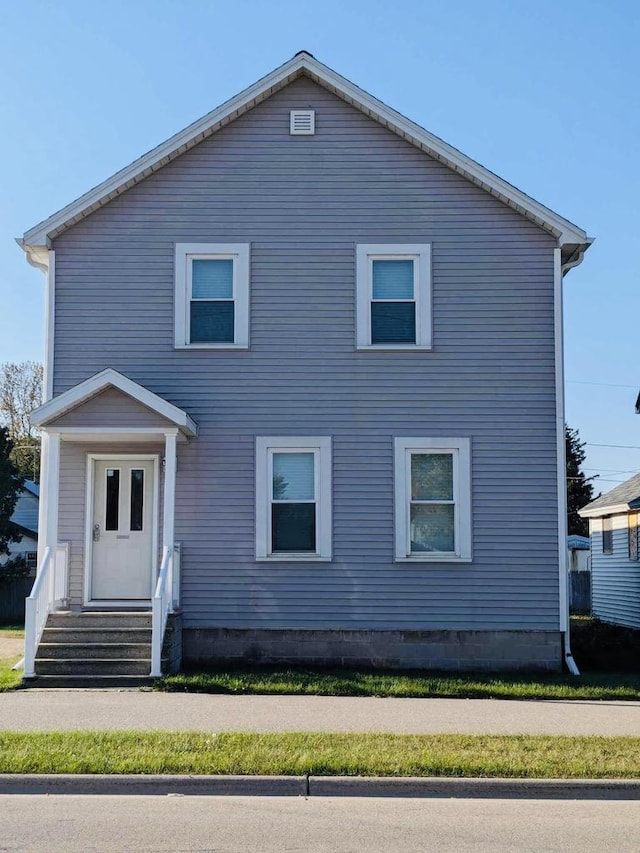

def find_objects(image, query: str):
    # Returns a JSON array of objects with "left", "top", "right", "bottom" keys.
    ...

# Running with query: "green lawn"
[
  {"left": 0, "top": 625, "right": 23, "bottom": 691},
  {"left": 157, "top": 668, "right": 640, "bottom": 701},
  {"left": 1, "top": 731, "right": 639, "bottom": 778}
]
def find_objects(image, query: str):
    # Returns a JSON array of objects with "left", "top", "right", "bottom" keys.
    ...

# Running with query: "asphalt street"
[
  {"left": 1, "top": 795, "right": 639, "bottom": 852},
  {"left": 1, "top": 690, "right": 639, "bottom": 734}
]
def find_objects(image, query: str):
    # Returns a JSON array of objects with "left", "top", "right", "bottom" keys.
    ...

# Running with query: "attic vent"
[{"left": 290, "top": 110, "right": 315, "bottom": 135}]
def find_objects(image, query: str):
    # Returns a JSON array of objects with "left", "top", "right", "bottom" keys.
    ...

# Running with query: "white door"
[{"left": 90, "top": 458, "right": 156, "bottom": 601}]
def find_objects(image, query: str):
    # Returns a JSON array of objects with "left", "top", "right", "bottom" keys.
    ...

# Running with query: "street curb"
[{"left": 0, "top": 774, "right": 639, "bottom": 798}]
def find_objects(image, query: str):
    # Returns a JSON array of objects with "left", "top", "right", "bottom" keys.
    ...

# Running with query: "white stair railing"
[
  {"left": 151, "top": 545, "right": 173, "bottom": 677},
  {"left": 24, "top": 547, "right": 54, "bottom": 678}
]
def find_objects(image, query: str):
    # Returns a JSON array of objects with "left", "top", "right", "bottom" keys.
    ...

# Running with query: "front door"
[{"left": 90, "top": 457, "right": 157, "bottom": 601}]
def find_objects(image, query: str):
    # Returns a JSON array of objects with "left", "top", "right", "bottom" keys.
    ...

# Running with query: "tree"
[
  {"left": 566, "top": 425, "right": 597, "bottom": 537},
  {"left": 0, "top": 362, "right": 43, "bottom": 482},
  {"left": 0, "top": 427, "right": 24, "bottom": 555}
]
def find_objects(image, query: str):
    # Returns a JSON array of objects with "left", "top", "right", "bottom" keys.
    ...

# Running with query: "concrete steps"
[{"left": 31, "top": 611, "right": 155, "bottom": 685}]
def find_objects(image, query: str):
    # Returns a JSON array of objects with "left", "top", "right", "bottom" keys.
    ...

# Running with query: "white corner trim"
[
  {"left": 393, "top": 437, "right": 472, "bottom": 562},
  {"left": 31, "top": 368, "right": 197, "bottom": 436},
  {"left": 43, "top": 250, "right": 55, "bottom": 401},
  {"left": 19, "top": 53, "right": 589, "bottom": 250},
  {"left": 356, "top": 244, "right": 431, "bottom": 349},
  {"left": 174, "top": 243, "right": 250, "bottom": 349},
  {"left": 554, "top": 248, "right": 569, "bottom": 633},
  {"left": 256, "top": 436, "right": 332, "bottom": 561}
]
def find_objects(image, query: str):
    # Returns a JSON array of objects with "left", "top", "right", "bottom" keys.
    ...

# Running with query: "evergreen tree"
[
  {"left": 566, "top": 425, "right": 597, "bottom": 537},
  {"left": 0, "top": 426, "right": 24, "bottom": 554}
]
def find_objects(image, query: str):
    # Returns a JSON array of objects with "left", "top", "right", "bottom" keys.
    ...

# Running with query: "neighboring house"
[
  {"left": 18, "top": 52, "right": 592, "bottom": 679},
  {"left": 567, "top": 535, "right": 591, "bottom": 573},
  {"left": 0, "top": 480, "right": 38, "bottom": 572},
  {"left": 579, "top": 474, "right": 640, "bottom": 630}
]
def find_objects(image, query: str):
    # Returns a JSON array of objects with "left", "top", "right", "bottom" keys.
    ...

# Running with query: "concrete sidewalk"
[{"left": 0, "top": 690, "right": 639, "bottom": 735}]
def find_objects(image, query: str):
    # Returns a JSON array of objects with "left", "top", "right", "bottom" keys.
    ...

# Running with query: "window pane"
[
  {"left": 410, "top": 504, "right": 455, "bottom": 553},
  {"left": 130, "top": 469, "right": 144, "bottom": 532},
  {"left": 105, "top": 469, "right": 119, "bottom": 531},
  {"left": 192, "top": 259, "right": 233, "bottom": 299},
  {"left": 273, "top": 452, "right": 315, "bottom": 500},
  {"left": 372, "top": 259, "right": 414, "bottom": 299},
  {"left": 371, "top": 302, "right": 416, "bottom": 344},
  {"left": 190, "top": 301, "right": 234, "bottom": 343},
  {"left": 272, "top": 503, "right": 316, "bottom": 552},
  {"left": 411, "top": 453, "right": 454, "bottom": 500},
  {"left": 630, "top": 513, "right": 639, "bottom": 561}
]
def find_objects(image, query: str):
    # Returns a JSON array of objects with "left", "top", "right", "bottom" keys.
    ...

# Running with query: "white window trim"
[
  {"left": 356, "top": 244, "right": 432, "bottom": 350},
  {"left": 256, "top": 436, "right": 332, "bottom": 561},
  {"left": 394, "top": 437, "right": 471, "bottom": 562},
  {"left": 174, "top": 242, "right": 249, "bottom": 349}
]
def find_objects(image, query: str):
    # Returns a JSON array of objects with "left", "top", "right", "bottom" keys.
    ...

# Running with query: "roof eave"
[
  {"left": 578, "top": 502, "right": 635, "bottom": 518},
  {"left": 19, "top": 51, "right": 591, "bottom": 255}
]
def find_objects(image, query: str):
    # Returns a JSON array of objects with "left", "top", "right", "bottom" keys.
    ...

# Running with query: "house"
[
  {"left": 18, "top": 52, "right": 592, "bottom": 680},
  {"left": 0, "top": 480, "right": 39, "bottom": 572},
  {"left": 579, "top": 473, "right": 640, "bottom": 630}
]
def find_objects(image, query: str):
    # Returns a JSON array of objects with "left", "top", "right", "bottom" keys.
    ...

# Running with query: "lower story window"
[
  {"left": 394, "top": 437, "right": 472, "bottom": 561},
  {"left": 256, "top": 437, "right": 332, "bottom": 560}
]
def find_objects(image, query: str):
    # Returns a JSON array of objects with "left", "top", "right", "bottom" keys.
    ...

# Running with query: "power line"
[
  {"left": 567, "top": 380, "right": 637, "bottom": 389},
  {"left": 586, "top": 443, "right": 640, "bottom": 450}
]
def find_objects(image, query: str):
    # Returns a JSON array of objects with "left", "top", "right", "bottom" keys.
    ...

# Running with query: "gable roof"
[
  {"left": 18, "top": 51, "right": 591, "bottom": 271},
  {"left": 30, "top": 368, "right": 197, "bottom": 437},
  {"left": 579, "top": 472, "right": 640, "bottom": 517}
]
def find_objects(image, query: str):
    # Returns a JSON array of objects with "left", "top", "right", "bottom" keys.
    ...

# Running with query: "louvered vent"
[{"left": 290, "top": 110, "right": 315, "bottom": 135}]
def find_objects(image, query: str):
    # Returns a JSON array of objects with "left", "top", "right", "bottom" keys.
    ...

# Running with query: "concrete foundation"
[{"left": 182, "top": 628, "right": 562, "bottom": 672}]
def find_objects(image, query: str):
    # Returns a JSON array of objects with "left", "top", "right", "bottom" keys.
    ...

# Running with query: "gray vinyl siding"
[
  {"left": 49, "top": 387, "right": 175, "bottom": 429},
  {"left": 59, "top": 442, "right": 164, "bottom": 607},
  {"left": 590, "top": 516, "right": 640, "bottom": 629},
  {"left": 51, "top": 76, "right": 560, "bottom": 630}
]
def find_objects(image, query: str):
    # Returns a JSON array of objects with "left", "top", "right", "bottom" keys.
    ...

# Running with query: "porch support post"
[
  {"left": 163, "top": 431, "right": 177, "bottom": 571},
  {"left": 37, "top": 430, "right": 60, "bottom": 568}
]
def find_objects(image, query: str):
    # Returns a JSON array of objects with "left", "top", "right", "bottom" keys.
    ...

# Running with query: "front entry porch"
[{"left": 23, "top": 369, "right": 196, "bottom": 681}]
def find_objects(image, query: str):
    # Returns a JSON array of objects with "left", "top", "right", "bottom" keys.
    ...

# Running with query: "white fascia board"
[
  {"left": 20, "top": 52, "right": 590, "bottom": 251},
  {"left": 31, "top": 368, "right": 197, "bottom": 437},
  {"left": 578, "top": 502, "right": 632, "bottom": 519}
]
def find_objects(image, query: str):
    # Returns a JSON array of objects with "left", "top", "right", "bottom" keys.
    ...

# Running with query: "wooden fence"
[
  {"left": 0, "top": 576, "right": 33, "bottom": 625},
  {"left": 569, "top": 571, "right": 591, "bottom": 615}
]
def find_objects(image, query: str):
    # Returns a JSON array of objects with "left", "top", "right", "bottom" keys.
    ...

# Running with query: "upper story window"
[
  {"left": 394, "top": 437, "right": 472, "bottom": 562},
  {"left": 356, "top": 244, "right": 431, "bottom": 350},
  {"left": 174, "top": 243, "right": 249, "bottom": 349},
  {"left": 629, "top": 512, "right": 639, "bottom": 560}
]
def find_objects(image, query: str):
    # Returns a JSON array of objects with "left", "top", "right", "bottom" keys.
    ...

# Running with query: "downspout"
[{"left": 555, "top": 247, "right": 580, "bottom": 674}]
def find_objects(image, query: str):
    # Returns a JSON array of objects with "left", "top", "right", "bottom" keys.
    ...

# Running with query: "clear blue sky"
[{"left": 1, "top": 0, "right": 638, "bottom": 491}]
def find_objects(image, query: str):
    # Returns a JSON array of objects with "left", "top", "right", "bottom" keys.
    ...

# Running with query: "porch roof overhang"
[{"left": 31, "top": 368, "right": 197, "bottom": 438}]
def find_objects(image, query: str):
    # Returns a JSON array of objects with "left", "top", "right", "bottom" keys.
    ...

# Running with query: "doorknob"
[{"left": 93, "top": 524, "right": 101, "bottom": 542}]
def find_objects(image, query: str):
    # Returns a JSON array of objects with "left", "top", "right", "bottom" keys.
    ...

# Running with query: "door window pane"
[
  {"left": 410, "top": 504, "right": 455, "bottom": 552},
  {"left": 411, "top": 454, "right": 454, "bottom": 500},
  {"left": 130, "top": 469, "right": 144, "bottom": 532},
  {"left": 273, "top": 453, "right": 315, "bottom": 500},
  {"left": 105, "top": 469, "right": 120, "bottom": 531},
  {"left": 272, "top": 503, "right": 316, "bottom": 552},
  {"left": 372, "top": 259, "right": 414, "bottom": 299},
  {"left": 192, "top": 258, "right": 233, "bottom": 299},
  {"left": 371, "top": 302, "right": 416, "bottom": 344}
]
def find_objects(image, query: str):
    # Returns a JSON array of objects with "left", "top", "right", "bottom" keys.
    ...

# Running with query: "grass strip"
[
  {"left": 0, "top": 732, "right": 639, "bottom": 778},
  {"left": 0, "top": 658, "right": 22, "bottom": 692},
  {"left": 157, "top": 668, "right": 640, "bottom": 701}
]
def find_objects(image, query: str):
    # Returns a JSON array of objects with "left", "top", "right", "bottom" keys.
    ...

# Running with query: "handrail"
[
  {"left": 151, "top": 545, "right": 173, "bottom": 677},
  {"left": 24, "top": 547, "right": 54, "bottom": 679}
]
